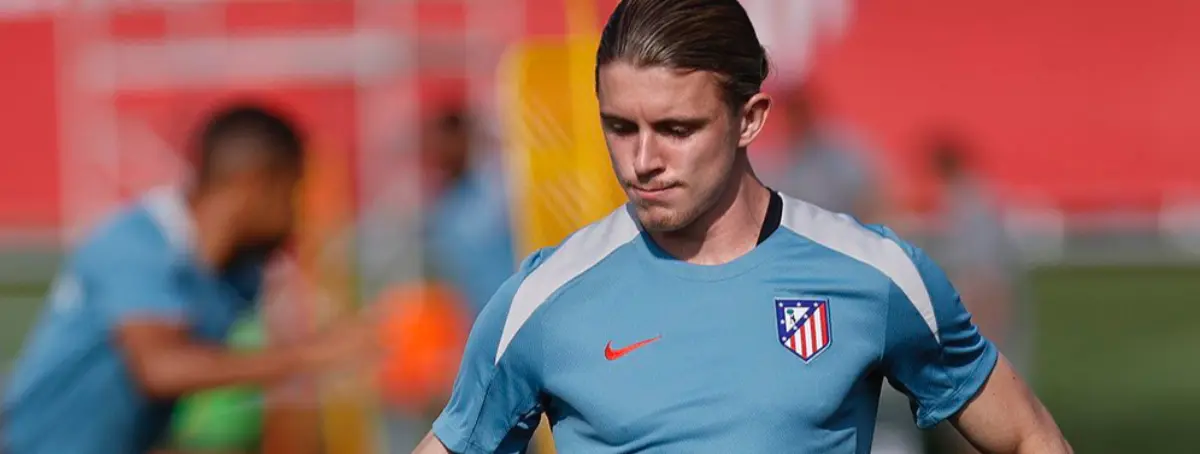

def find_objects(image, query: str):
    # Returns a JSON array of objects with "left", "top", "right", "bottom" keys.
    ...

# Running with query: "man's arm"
[
  {"left": 871, "top": 226, "right": 1069, "bottom": 454},
  {"left": 115, "top": 316, "right": 373, "bottom": 399},
  {"left": 116, "top": 321, "right": 299, "bottom": 398},
  {"left": 950, "top": 356, "right": 1071, "bottom": 454}
]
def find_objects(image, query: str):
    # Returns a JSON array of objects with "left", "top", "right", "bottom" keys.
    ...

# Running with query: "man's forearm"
[
  {"left": 118, "top": 313, "right": 373, "bottom": 399},
  {"left": 1013, "top": 405, "right": 1072, "bottom": 454},
  {"left": 128, "top": 344, "right": 307, "bottom": 398},
  {"left": 1015, "top": 435, "right": 1073, "bottom": 454},
  {"left": 951, "top": 357, "right": 1072, "bottom": 454}
]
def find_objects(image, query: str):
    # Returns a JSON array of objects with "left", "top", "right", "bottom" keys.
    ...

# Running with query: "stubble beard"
[{"left": 632, "top": 176, "right": 729, "bottom": 235}]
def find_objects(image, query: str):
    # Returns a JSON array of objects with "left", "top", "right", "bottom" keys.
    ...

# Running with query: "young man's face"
[
  {"left": 248, "top": 164, "right": 300, "bottom": 249},
  {"left": 215, "top": 138, "right": 301, "bottom": 256},
  {"left": 597, "top": 62, "right": 743, "bottom": 232}
]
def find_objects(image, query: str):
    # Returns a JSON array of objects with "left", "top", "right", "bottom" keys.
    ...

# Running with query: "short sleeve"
[
  {"left": 83, "top": 237, "right": 189, "bottom": 325},
  {"left": 880, "top": 235, "right": 999, "bottom": 429},
  {"left": 432, "top": 248, "right": 554, "bottom": 454}
]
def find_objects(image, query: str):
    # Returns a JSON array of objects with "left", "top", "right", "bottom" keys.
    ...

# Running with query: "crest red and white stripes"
[{"left": 776, "top": 299, "right": 833, "bottom": 362}]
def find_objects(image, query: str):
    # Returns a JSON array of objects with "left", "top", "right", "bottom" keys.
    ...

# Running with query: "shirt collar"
[{"left": 142, "top": 186, "right": 197, "bottom": 254}]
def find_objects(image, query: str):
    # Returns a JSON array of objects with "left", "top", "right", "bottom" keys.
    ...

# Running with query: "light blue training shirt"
[{"left": 432, "top": 193, "right": 998, "bottom": 453}]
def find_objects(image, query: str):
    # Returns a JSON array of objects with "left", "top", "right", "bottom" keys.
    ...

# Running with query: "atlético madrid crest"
[{"left": 776, "top": 298, "right": 832, "bottom": 362}]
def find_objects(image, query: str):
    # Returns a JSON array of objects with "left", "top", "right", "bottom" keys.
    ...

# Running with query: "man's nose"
[{"left": 632, "top": 132, "right": 665, "bottom": 179}]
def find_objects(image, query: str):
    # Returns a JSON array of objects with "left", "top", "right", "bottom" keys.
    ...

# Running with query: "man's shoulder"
[
  {"left": 774, "top": 194, "right": 922, "bottom": 281},
  {"left": 512, "top": 204, "right": 641, "bottom": 288},
  {"left": 71, "top": 199, "right": 175, "bottom": 273},
  {"left": 484, "top": 206, "right": 641, "bottom": 356},
  {"left": 775, "top": 194, "right": 950, "bottom": 332}
]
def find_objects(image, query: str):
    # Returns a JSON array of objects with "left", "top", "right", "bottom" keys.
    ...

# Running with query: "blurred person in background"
[
  {"left": 923, "top": 131, "right": 1033, "bottom": 454},
  {"left": 766, "top": 83, "right": 890, "bottom": 225},
  {"left": 0, "top": 104, "right": 377, "bottom": 454},
  {"left": 376, "top": 107, "right": 516, "bottom": 451},
  {"left": 420, "top": 108, "right": 518, "bottom": 317}
]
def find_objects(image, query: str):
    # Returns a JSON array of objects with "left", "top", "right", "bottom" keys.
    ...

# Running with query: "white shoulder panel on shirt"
[
  {"left": 778, "top": 195, "right": 940, "bottom": 341},
  {"left": 142, "top": 186, "right": 196, "bottom": 253},
  {"left": 495, "top": 205, "right": 642, "bottom": 364}
]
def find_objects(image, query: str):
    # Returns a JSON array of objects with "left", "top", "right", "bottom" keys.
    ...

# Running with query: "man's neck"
[
  {"left": 188, "top": 191, "right": 240, "bottom": 270},
  {"left": 651, "top": 165, "right": 771, "bottom": 266}
]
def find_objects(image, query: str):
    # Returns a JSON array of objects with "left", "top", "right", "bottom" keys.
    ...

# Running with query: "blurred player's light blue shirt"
[
  {"left": 433, "top": 194, "right": 998, "bottom": 453},
  {"left": 425, "top": 164, "right": 517, "bottom": 315},
  {"left": 1, "top": 188, "right": 264, "bottom": 454}
]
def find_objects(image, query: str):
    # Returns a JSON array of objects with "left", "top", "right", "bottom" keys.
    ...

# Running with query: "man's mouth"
[{"left": 630, "top": 183, "right": 679, "bottom": 200}]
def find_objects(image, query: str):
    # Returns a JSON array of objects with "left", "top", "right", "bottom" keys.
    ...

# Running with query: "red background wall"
[
  {"left": 811, "top": 0, "right": 1200, "bottom": 212},
  {"left": 2, "top": 0, "right": 1198, "bottom": 229}
]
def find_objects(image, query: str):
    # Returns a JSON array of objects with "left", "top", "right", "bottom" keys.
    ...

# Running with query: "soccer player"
[
  {"left": 420, "top": 108, "right": 517, "bottom": 316},
  {"left": 1, "top": 104, "right": 375, "bottom": 454},
  {"left": 414, "top": 0, "right": 1072, "bottom": 453}
]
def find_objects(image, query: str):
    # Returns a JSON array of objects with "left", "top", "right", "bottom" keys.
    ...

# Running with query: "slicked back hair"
[{"left": 596, "top": 0, "right": 771, "bottom": 111}]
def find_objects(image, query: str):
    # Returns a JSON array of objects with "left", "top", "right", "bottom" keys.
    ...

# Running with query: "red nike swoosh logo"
[{"left": 604, "top": 335, "right": 662, "bottom": 361}]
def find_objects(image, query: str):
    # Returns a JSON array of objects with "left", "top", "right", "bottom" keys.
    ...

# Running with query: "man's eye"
[
  {"left": 606, "top": 122, "right": 635, "bottom": 135},
  {"left": 666, "top": 126, "right": 693, "bottom": 138}
]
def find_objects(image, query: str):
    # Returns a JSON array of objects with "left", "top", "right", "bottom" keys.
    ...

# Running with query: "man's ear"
[{"left": 737, "top": 93, "right": 772, "bottom": 148}]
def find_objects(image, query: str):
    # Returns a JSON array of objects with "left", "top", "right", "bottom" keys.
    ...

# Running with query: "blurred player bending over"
[
  {"left": 414, "top": 0, "right": 1071, "bottom": 453},
  {"left": 1, "top": 104, "right": 375, "bottom": 454}
]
